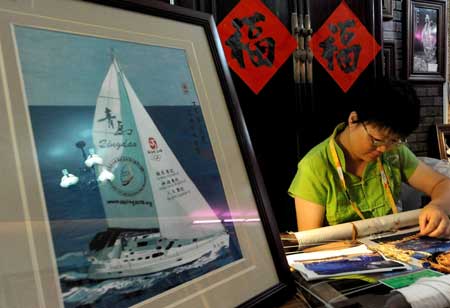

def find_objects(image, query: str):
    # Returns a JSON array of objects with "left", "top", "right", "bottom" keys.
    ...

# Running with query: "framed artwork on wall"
[
  {"left": 404, "top": 0, "right": 447, "bottom": 82},
  {"left": 0, "top": 0, "right": 292, "bottom": 307}
]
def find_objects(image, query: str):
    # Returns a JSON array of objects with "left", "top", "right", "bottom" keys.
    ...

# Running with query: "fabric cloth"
[
  {"left": 396, "top": 275, "right": 450, "bottom": 308},
  {"left": 288, "top": 123, "right": 419, "bottom": 225}
]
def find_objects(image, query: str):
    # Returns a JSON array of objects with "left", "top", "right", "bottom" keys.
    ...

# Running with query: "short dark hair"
[{"left": 352, "top": 79, "right": 420, "bottom": 138}]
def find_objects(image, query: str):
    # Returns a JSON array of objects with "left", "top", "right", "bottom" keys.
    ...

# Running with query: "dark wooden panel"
[
  {"left": 175, "top": 0, "right": 300, "bottom": 231},
  {"left": 164, "top": 0, "right": 383, "bottom": 231},
  {"left": 303, "top": 0, "right": 383, "bottom": 156}
]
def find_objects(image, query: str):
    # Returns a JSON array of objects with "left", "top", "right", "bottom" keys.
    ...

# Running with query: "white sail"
[
  {"left": 93, "top": 58, "right": 224, "bottom": 239},
  {"left": 92, "top": 59, "right": 158, "bottom": 230},
  {"left": 118, "top": 63, "right": 225, "bottom": 239}
]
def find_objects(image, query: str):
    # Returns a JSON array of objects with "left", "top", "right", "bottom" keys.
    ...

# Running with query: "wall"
[{"left": 383, "top": 0, "right": 445, "bottom": 157}]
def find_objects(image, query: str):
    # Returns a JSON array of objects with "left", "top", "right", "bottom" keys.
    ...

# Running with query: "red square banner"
[
  {"left": 310, "top": 1, "right": 381, "bottom": 92},
  {"left": 218, "top": 0, "right": 297, "bottom": 94}
]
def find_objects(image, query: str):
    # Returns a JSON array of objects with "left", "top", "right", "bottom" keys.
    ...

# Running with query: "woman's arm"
[
  {"left": 294, "top": 197, "right": 325, "bottom": 231},
  {"left": 407, "top": 161, "right": 450, "bottom": 237}
]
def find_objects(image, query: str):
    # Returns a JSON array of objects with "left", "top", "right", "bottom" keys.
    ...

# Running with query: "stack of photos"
[
  {"left": 374, "top": 232, "right": 450, "bottom": 274},
  {"left": 287, "top": 245, "right": 409, "bottom": 281}
]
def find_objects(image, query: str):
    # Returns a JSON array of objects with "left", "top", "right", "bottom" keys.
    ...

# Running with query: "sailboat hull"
[{"left": 87, "top": 232, "right": 229, "bottom": 280}]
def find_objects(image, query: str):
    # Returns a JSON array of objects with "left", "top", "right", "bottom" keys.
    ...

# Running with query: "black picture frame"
[
  {"left": 436, "top": 124, "right": 450, "bottom": 160},
  {"left": 0, "top": 0, "right": 293, "bottom": 307},
  {"left": 383, "top": 0, "right": 394, "bottom": 20},
  {"left": 404, "top": 0, "right": 447, "bottom": 82},
  {"left": 383, "top": 40, "right": 397, "bottom": 79}
]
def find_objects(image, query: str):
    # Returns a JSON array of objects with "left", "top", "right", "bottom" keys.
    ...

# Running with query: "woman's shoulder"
[
  {"left": 299, "top": 138, "right": 331, "bottom": 167},
  {"left": 383, "top": 144, "right": 419, "bottom": 170}
]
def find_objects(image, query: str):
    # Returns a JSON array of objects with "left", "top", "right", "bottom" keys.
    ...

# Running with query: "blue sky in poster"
[{"left": 14, "top": 25, "right": 199, "bottom": 106}]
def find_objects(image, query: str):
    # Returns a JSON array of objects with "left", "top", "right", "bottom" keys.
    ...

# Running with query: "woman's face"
[{"left": 349, "top": 122, "right": 402, "bottom": 162}]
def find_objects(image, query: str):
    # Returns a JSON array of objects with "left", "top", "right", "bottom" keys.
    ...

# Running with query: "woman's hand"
[{"left": 419, "top": 203, "right": 450, "bottom": 238}]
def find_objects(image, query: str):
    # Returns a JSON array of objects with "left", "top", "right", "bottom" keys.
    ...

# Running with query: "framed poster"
[
  {"left": 404, "top": 0, "right": 447, "bottom": 81},
  {"left": 0, "top": 0, "right": 292, "bottom": 307}
]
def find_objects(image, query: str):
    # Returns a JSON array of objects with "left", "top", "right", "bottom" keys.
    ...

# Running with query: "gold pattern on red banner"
[
  {"left": 218, "top": 0, "right": 297, "bottom": 94},
  {"left": 310, "top": 1, "right": 381, "bottom": 93}
]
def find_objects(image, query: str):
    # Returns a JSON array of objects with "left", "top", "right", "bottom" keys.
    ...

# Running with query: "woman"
[{"left": 288, "top": 80, "right": 450, "bottom": 238}]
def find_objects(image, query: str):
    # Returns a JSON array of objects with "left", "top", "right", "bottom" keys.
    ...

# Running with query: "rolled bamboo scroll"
[{"left": 293, "top": 209, "right": 421, "bottom": 248}]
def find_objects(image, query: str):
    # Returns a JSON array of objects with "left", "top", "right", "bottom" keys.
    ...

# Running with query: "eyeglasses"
[{"left": 361, "top": 123, "right": 407, "bottom": 148}]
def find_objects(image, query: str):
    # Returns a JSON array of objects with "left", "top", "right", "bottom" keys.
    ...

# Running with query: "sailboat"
[{"left": 87, "top": 56, "right": 230, "bottom": 280}]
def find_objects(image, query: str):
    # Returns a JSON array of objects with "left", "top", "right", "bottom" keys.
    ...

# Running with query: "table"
[
  {"left": 285, "top": 227, "right": 449, "bottom": 308},
  {"left": 292, "top": 270, "right": 412, "bottom": 307}
]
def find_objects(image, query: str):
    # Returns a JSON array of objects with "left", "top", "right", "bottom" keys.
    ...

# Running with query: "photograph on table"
[
  {"left": 373, "top": 231, "right": 450, "bottom": 273},
  {"left": 289, "top": 244, "right": 409, "bottom": 281}
]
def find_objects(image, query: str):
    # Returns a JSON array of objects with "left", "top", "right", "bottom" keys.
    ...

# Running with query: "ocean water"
[
  {"left": 29, "top": 105, "right": 243, "bottom": 307},
  {"left": 57, "top": 239, "right": 240, "bottom": 308}
]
